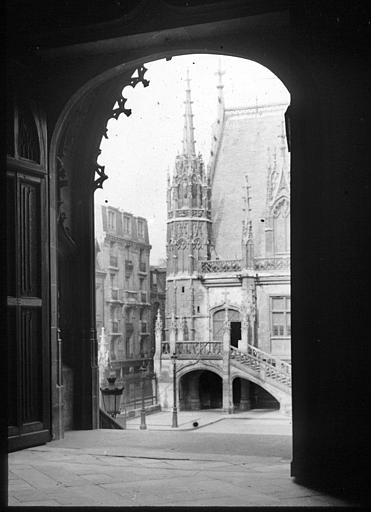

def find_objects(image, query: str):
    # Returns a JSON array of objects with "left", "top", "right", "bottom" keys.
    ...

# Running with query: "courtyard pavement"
[{"left": 7, "top": 410, "right": 361, "bottom": 507}]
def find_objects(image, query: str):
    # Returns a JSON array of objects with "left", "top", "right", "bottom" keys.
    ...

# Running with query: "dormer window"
[
  {"left": 123, "top": 215, "right": 131, "bottom": 234},
  {"left": 138, "top": 219, "right": 144, "bottom": 237},
  {"left": 108, "top": 210, "right": 116, "bottom": 231}
]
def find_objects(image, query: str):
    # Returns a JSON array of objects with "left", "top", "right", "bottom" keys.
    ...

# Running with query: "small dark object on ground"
[{"left": 193, "top": 421, "right": 199, "bottom": 427}]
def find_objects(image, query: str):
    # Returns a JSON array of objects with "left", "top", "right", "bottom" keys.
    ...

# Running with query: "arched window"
[
  {"left": 273, "top": 197, "right": 290, "bottom": 254},
  {"left": 212, "top": 309, "right": 240, "bottom": 341}
]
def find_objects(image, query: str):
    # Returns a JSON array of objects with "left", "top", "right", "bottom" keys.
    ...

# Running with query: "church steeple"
[
  {"left": 182, "top": 69, "right": 196, "bottom": 157},
  {"left": 166, "top": 69, "right": 212, "bottom": 277}
]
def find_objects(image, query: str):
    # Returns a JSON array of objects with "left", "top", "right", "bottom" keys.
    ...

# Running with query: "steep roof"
[{"left": 209, "top": 102, "right": 290, "bottom": 259}]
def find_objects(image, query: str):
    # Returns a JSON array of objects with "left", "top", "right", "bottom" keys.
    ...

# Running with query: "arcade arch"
[{"left": 49, "top": 42, "right": 316, "bottom": 438}]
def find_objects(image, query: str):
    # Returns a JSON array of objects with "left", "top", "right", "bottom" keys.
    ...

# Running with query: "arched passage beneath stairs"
[
  {"left": 179, "top": 369, "right": 223, "bottom": 411},
  {"left": 233, "top": 377, "right": 279, "bottom": 411}
]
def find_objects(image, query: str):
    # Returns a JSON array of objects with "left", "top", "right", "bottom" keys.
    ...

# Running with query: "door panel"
[{"left": 7, "top": 97, "right": 51, "bottom": 452}]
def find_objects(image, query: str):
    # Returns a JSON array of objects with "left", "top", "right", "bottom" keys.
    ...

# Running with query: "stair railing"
[{"left": 230, "top": 344, "right": 291, "bottom": 388}]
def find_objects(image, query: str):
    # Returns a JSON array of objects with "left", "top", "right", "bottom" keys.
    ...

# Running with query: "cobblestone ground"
[{"left": 7, "top": 411, "right": 359, "bottom": 507}]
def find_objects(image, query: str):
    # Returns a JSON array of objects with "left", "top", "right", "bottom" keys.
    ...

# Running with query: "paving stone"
[
  {"left": 11, "top": 488, "right": 51, "bottom": 503},
  {"left": 33, "top": 462, "right": 93, "bottom": 487},
  {"left": 79, "top": 473, "right": 116, "bottom": 484},
  {"left": 44, "top": 488, "right": 103, "bottom": 506},
  {"left": 279, "top": 494, "right": 353, "bottom": 507},
  {"left": 16, "top": 499, "right": 61, "bottom": 506},
  {"left": 68, "top": 483, "right": 129, "bottom": 506},
  {"left": 8, "top": 480, "right": 35, "bottom": 491},
  {"left": 7, "top": 497, "right": 21, "bottom": 506},
  {"left": 58, "top": 461, "right": 114, "bottom": 474},
  {"left": 11, "top": 467, "right": 61, "bottom": 490}
]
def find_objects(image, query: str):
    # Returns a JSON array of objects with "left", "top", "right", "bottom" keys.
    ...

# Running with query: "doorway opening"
[
  {"left": 230, "top": 322, "right": 241, "bottom": 348},
  {"left": 92, "top": 52, "right": 290, "bottom": 434},
  {"left": 179, "top": 370, "right": 222, "bottom": 410}
]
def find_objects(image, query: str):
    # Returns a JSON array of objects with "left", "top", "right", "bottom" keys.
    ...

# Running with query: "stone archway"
[
  {"left": 233, "top": 377, "right": 279, "bottom": 411},
  {"left": 49, "top": 52, "right": 294, "bottom": 435},
  {"left": 48, "top": 35, "right": 318, "bottom": 441},
  {"left": 179, "top": 369, "right": 222, "bottom": 410}
]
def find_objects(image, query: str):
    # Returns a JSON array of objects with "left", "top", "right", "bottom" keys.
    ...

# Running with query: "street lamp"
[
  {"left": 171, "top": 352, "right": 178, "bottom": 428},
  {"left": 100, "top": 372, "right": 124, "bottom": 418},
  {"left": 139, "top": 360, "right": 147, "bottom": 430}
]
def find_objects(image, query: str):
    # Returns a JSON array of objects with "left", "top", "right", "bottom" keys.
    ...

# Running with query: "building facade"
[
  {"left": 7, "top": 2, "right": 371, "bottom": 499},
  {"left": 155, "top": 69, "right": 291, "bottom": 413},
  {"left": 95, "top": 204, "right": 155, "bottom": 408}
]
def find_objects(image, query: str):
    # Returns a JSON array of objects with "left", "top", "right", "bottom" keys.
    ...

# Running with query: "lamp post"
[
  {"left": 100, "top": 372, "right": 124, "bottom": 419},
  {"left": 171, "top": 352, "right": 178, "bottom": 428},
  {"left": 139, "top": 360, "right": 147, "bottom": 430}
]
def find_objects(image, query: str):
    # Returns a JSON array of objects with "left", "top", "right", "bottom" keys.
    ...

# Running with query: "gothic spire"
[
  {"left": 182, "top": 69, "right": 196, "bottom": 156},
  {"left": 242, "top": 175, "right": 254, "bottom": 269},
  {"left": 278, "top": 120, "right": 287, "bottom": 159},
  {"left": 216, "top": 57, "right": 225, "bottom": 112}
]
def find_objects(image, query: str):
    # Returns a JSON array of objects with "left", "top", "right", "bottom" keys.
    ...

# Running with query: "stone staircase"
[{"left": 230, "top": 344, "right": 291, "bottom": 411}]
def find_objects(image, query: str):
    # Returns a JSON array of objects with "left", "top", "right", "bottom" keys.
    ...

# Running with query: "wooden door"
[{"left": 7, "top": 95, "right": 51, "bottom": 451}]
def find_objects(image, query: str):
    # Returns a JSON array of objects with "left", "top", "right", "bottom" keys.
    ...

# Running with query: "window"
[
  {"left": 272, "top": 197, "right": 290, "bottom": 254},
  {"left": 213, "top": 309, "right": 240, "bottom": 341},
  {"left": 108, "top": 210, "right": 116, "bottom": 231},
  {"left": 138, "top": 219, "right": 144, "bottom": 237},
  {"left": 271, "top": 296, "right": 291, "bottom": 336},
  {"left": 123, "top": 215, "right": 130, "bottom": 233},
  {"left": 125, "top": 260, "right": 133, "bottom": 276}
]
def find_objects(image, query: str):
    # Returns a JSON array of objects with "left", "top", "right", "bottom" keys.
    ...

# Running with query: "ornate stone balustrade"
[
  {"left": 230, "top": 344, "right": 291, "bottom": 388},
  {"left": 177, "top": 341, "right": 223, "bottom": 357},
  {"left": 161, "top": 342, "right": 170, "bottom": 354},
  {"left": 161, "top": 341, "right": 223, "bottom": 357},
  {"left": 200, "top": 259, "right": 242, "bottom": 273},
  {"left": 254, "top": 256, "right": 290, "bottom": 271},
  {"left": 168, "top": 209, "right": 211, "bottom": 219}
]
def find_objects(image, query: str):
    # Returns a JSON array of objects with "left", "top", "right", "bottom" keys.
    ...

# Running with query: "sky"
[{"left": 94, "top": 54, "right": 290, "bottom": 265}]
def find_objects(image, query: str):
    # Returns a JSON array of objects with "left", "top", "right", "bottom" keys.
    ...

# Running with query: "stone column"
[
  {"left": 178, "top": 317, "right": 184, "bottom": 342},
  {"left": 169, "top": 313, "right": 177, "bottom": 355},
  {"left": 240, "top": 316, "right": 249, "bottom": 353},
  {"left": 239, "top": 379, "right": 252, "bottom": 410},
  {"left": 222, "top": 311, "right": 232, "bottom": 413},
  {"left": 154, "top": 310, "right": 162, "bottom": 376},
  {"left": 240, "top": 275, "right": 249, "bottom": 352}
]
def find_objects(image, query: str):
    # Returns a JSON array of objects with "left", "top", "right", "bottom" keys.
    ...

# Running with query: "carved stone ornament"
[
  {"left": 193, "top": 238, "right": 202, "bottom": 250},
  {"left": 176, "top": 238, "right": 187, "bottom": 250},
  {"left": 109, "top": 65, "right": 150, "bottom": 122},
  {"left": 273, "top": 196, "right": 290, "bottom": 218},
  {"left": 57, "top": 155, "right": 68, "bottom": 189},
  {"left": 94, "top": 149, "right": 108, "bottom": 190},
  {"left": 170, "top": 313, "right": 177, "bottom": 332}
]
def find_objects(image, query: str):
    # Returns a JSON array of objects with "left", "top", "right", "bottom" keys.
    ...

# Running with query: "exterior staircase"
[{"left": 230, "top": 344, "right": 291, "bottom": 413}]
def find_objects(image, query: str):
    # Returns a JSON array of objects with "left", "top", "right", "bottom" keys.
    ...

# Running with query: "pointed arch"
[{"left": 272, "top": 195, "right": 290, "bottom": 254}]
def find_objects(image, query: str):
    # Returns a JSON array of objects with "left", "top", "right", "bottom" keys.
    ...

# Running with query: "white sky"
[{"left": 95, "top": 54, "right": 290, "bottom": 265}]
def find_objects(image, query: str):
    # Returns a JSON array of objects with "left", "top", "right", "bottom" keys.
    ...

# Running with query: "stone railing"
[
  {"left": 230, "top": 344, "right": 291, "bottom": 388},
  {"left": 200, "top": 259, "right": 242, "bottom": 273},
  {"left": 254, "top": 256, "right": 290, "bottom": 271},
  {"left": 161, "top": 341, "right": 223, "bottom": 357},
  {"left": 177, "top": 341, "right": 223, "bottom": 357},
  {"left": 161, "top": 342, "right": 170, "bottom": 354},
  {"left": 168, "top": 209, "right": 211, "bottom": 219}
]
